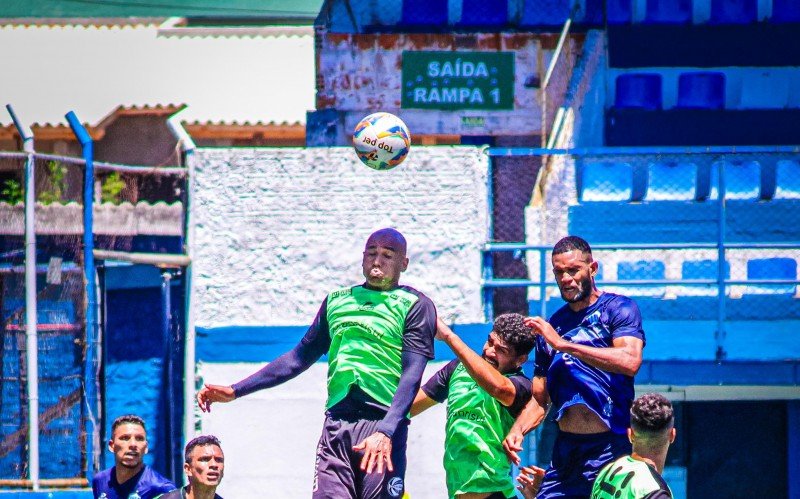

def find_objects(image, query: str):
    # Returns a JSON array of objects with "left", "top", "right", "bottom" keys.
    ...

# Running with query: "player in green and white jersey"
[
  {"left": 591, "top": 393, "right": 676, "bottom": 499},
  {"left": 197, "top": 228, "right": 437, "bottom": 499},
  {"left": 411, "top": 314, "right": 540, "bottom": 499}
]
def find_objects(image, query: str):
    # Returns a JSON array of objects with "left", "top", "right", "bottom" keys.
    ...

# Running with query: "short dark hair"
[
  {"left": 552, "top": 236, "right": 592, "bottom": 258},
  {"left": 630, "top": 393, "right": 674, "bottom": 434},
  {"left": 493, "top": 313, "right": 535, "bottom": 356},
  {"left": 111, "top": 414, "right": 146, "bottom": 434},
  {"left": 185, "top": 435, "right": 223, "bottom": 463}
]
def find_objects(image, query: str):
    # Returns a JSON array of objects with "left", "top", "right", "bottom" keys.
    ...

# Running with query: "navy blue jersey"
[
  {"left": 92, "top": 465, "right": 175, "bottom": 499},
  {"left": 533, "top": 292, "right": 644, "bottom": 434}
]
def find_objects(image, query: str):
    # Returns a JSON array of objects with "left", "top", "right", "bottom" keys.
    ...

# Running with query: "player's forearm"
[
  {"left": 376, "top": 351, "right": 427, "bottom": 437},
  {"left": 232, "top": 343, "right": 320, "bottom": 398},
  {"left": 558, "top": 342, "right": 641, "bottom": 376},
  {"left": 511, "top": 397, "right": 546, "bottom": 435},
  {"left": 441, "top": 329, "right": 516, "bottom": 405}
]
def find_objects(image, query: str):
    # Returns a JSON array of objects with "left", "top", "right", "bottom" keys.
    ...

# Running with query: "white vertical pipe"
[
  {"left": 167, "top": 115, "right": 198, "bottom": 450},
  {"left": 7, "top": 104, "right": 39, "bottom": 491}
]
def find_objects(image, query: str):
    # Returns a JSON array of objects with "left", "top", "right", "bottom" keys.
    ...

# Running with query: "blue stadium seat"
[
  {"left": 643, "top": 0, "right": 693, "bottom": 23},
  {"left": 774, "top": 160, "right": 800, "bottom": 199},
  {"left": 708, "top": 160, "right": 761, "bottom": 200},
  {"left": 580, "top": 162, "right": 634, "bottom": 202},
  {"left": 401, "top": 0, "right": 448, "bottom": 26},
  {"left": 458, "top": 0, "right": 508, "bottom": 26},
  {"left": 772, "top": 0, "right": 800, "bottom": 22},
  {"left": 709, "top": 0, "right": 757, "bottom": 23},
  {"left": 520, "top": 0, "right": 571, "bottom": 26},
  {"left": 682, "top": 259, "right": 731, "bottom": 295},
  {"left": 583, "top": 0, "right": 633, "bottom": 23},
  {"left": 618, "top": 260, "right": 666, "bottom": 296},
  {"left": 740, "top": 71, "right": 790, "bottom": 109},
  {"left": 676, "top": 72, "right": 726, "bottom": 110},
  {"left": 645, "top": 161, "right": 698, "bottom": 201},
  {"left": 607, "top": 0, "right": 634, "bottom": 23},
  {"left": 615, "top": 74, "right": 663, "bottom": 110},
  {"left": 683, "top": 259, "right": 731, "bottom": 280},
  {"left": 746, "top": 258, "right": 797, "bottom": 294}
]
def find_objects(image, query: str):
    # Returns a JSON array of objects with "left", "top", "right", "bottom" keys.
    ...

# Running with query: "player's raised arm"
[
  {"left": 435, "top": 317, "right": 521, "bottom": 406},
  {"left": 196, "top": 299, "right": 332, "bottom": 413}
]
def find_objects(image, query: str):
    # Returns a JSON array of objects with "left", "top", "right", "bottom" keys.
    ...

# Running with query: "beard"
[{"left": 560, "top": 275, "right": 593, "bottom": 303}]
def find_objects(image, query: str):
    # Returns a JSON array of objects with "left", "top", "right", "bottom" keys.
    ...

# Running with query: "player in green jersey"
[
  {"left": 411, "top": 314, "right": 541, "bottom": 499},
  {"left": 591, "top": 393, "right": 675, "bottom": 499},
  {"left": 197, "top": 229, "right": 436, "bottom": 499}
]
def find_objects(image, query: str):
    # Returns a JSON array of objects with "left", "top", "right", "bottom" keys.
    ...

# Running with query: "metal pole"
[
  {"left": 716, "top": 161, "right": 727, "bottom": 361},
  {"left": 539, "top": 247, "right": 548, "bottom": 318},
  {"left": 7, "top": 104, "right": 39, "bottom": 491},
  {"left": 161, "top": 272, "right": 176, "bottom": 482},
  {"left": 167, "top": 115, "right": 198, "bottom": 450},
  {"left": 65, "top": 111, "right": 100, "bottom": 479}
]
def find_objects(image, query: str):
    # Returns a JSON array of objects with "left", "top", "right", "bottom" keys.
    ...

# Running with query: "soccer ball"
[{"left": 352, "top": 112, "right": 411, "bottom": 171}]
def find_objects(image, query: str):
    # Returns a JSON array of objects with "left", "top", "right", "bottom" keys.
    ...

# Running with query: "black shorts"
[{"left": 312, "top": 414, "right": 409, "bottom": 499}]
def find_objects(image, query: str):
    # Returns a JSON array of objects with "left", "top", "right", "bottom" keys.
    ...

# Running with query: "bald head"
[
  {"left": 365, "top": 228, "right": 407, "bottom": 256},
  {"left": 362, "top": 228, "right": 409, "bottom": 290}
]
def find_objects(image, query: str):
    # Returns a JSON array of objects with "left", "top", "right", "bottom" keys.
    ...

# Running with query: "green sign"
[{"left": 402, "top": 51, "right": 515, "bottom": 110}]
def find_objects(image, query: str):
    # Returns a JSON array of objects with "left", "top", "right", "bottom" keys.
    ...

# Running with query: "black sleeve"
[
  {"left": 232, "top": 298, "right": 331, "bottom": 398},
  {"left": 421, "top": 359, "right": 459, "bottom": 403},
  {"left": 402, "top": 293, "right": 436, "bottom": 359},
  {"left": 375, "top": 350, "right": 429, "bottom": 438},
  {"left": 505, "top": 373, "right": 533, "bottom": 418}
]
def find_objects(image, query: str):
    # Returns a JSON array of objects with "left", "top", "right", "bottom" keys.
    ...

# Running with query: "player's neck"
[
  {"left": 185, "top": 483, "right": 217, "bottom": 499},
  {"left": 114, "top": 463, "right": 144, "bottom": 485},
  {"left": 630, "top": 449, "right": 667, "bottom": 474},
  {"left": 567, "top": 288, "right": 602, "bottom": 312}
]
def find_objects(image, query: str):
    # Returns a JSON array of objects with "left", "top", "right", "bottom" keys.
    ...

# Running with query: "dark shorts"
[
  {"left": 312, "top": 413, "right": 409, "bottom": 499},
  {"left": 537, "top": 430, "right": 631, "bottom": 499}
]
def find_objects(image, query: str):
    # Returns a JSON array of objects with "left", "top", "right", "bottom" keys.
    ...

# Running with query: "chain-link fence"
[
  {"left": 486, "top": 148, "right": 800, "bottom": 356},
  {"left": 0, "top": 147, "right": 187, "bottom": 483}
]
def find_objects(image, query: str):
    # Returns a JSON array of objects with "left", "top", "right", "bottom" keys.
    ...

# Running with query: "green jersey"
[
  {"left": 326, "top": 285, "right": 435, "bottom": 409},
  {"left": 422, "top": 359, "right": 532, "bottom": 498},
  {"left": 592, "top": 455, "right": 672, "bottom": 499}
]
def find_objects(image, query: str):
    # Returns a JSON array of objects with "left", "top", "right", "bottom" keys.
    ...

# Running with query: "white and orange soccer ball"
[{"left": 352, "top": 112, "right": 411, "bottom": 171}]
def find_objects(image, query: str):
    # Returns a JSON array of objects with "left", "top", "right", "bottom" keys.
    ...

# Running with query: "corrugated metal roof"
[
  {"left": 0, "top": 23, "right": 315, "bottom": 127},
  {"left": 0, "top": 0, "right": 323, "bottom": 20}
]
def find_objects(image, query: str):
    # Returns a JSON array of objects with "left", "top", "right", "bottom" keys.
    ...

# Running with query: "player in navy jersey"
[
  {"left": 503, "top": 236, "right": 645, "bottom": 498},
  {"left": 196, "top": 228, "right": 436, "bottom": 499},
  {"left": 92, "top": 414, "right": 176, "bottom": 499}
]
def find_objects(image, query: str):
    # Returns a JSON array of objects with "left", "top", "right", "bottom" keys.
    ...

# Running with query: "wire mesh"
[{"left": 0, "top": 150, "right": 187, "bottom": 481}]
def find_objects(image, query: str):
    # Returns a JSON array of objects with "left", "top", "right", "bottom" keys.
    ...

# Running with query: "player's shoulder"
[
  {"left": 600, "top": 291, "right": 639, "bottom": 310},
  {"left": 141, "top": 466, "right": 176, "bottom": 491},
  {"left": 397, "top": 285, "right": 435, "bottom": 308},
  {"left": 92, "top": 467, "right": 112, "bottom": 488}
]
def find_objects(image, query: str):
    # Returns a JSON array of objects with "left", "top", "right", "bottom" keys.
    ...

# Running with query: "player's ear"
[
  {"left": 516, "top": 354, "right": 528, "bottom": 368},
  {"left": 590, "top": 260, "right": 599, "bottom": 276},
  {"left": 108, "top": 439, "right": 114, "bottom": 453},
  {"left": 627, "top": 428, "right": 634, "bottom": 444},
  {"left": 669, "top": 427, "right": 676, "bottom": 443},
  {"left": 401, "top": 256, "right": 409, "bottom": 272}
]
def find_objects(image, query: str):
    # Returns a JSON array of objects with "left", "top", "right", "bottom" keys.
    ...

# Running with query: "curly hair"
[
  {"left": 630, "top": 393, "right": 674, "bottom": 434},
  {"left": 111, "top": 414, "right": 146, "bottom": 434},
  {"left": 552, "top": 236, "right": 592, "bottom": 258},
  {"left": 185, "top": 435, "right": 223, "bottom": 463},
  {"left": 493, "top": 313, "right": 535, "bottom": 356}
]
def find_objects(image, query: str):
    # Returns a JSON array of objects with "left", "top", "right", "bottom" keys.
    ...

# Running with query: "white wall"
[
  {"left": 191, "top": 145, "right": 492, "bottom": 497},
  {"left": 193, "top": 146, "right": 490, "bottom": 328}
]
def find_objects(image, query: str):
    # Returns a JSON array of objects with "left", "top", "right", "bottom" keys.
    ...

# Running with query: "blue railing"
[{"left": 482, "top": 242, "right": 800, "bottom": 361}]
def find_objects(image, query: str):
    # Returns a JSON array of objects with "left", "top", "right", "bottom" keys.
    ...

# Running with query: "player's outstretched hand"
[
  {"left": 517, "top": 465, "right": 546, "bottom": 499},
  {"left": 502, "top": 429, "right": 524, "bottom": 465},
  {"left": 197, "top": 384, "right": 235, "bottom": 413},
  {"left": 353, "top": 431, "right": 394, "bottom": 475}
]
